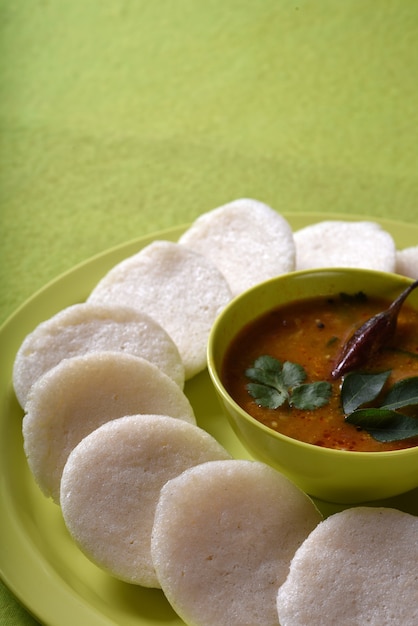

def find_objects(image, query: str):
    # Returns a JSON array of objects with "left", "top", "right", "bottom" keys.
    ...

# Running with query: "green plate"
[{"left": 1, "top": 213, "right": 418, "bottom": 626}]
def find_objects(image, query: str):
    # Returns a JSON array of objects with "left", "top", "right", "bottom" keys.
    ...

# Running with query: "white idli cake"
[
  {"left": 396, "top": 245, "right": 418, "bottom": 279},
  {"left": 151, "top": 459, "right": 322, "bottom": 626},
  {"left": 294, "top": 220, "right": 396, "bottom": 271},
  {"left": 88, "top": 240, "right": 232, "bottom": 379},
  {"left": 277, "top": 507, "right": 418, "bottom": 626},
  {"left": 13, "top": 302, "right": 185, "bottom": 409},
  {"left": 178, "top": 198, "right": 296, "bottom": 297},
  {"left": 60, "top": 414, "right": 231, "bottom": 587},
  {"left": 23, "top": 351, "right": 195, "bottom": 503}
]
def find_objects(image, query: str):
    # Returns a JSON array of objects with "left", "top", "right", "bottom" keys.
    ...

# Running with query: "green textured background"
[{"left": 1, "top": 1, "right": 417, "bottom": 623}]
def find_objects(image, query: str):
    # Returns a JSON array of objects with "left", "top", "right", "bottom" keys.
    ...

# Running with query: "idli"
[
  {"left": 396, "top": 246, "right": 418, "bottom": 279},
  {"left": 294, "top": 220, "right": 396, "bottom": 271},
  {"left": 277, "top": 507, "right": 418, "bottom": 626},
  {"left": 151, "top": 459, "right": 322, "bottom": 626},
  {"left": 88, "top": 240, "right": 232, "bottom": 379},
  {"left": 23, "top": 351, "right": 195, "bottom": 503},
  {"left": 13, "top": 302, "right": 185, "bottom": 409},
  {"left": 179, "top": 198, "right": 296, "bottom": 297},
  {"left": 60, "top": 414, "right": 231, "bottom": 587}
]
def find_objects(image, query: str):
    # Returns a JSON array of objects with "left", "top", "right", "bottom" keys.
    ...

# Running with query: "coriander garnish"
[
  {"left": 245, "top": 355, "right": 332, "bottom": 411},
  {"left": 245, "top": 357, "right": 418, "bottom": 444}
]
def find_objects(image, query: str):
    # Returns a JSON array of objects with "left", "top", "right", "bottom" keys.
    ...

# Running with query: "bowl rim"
[{"left": 207, "top": 267, "right": 418, "bottom": 459}]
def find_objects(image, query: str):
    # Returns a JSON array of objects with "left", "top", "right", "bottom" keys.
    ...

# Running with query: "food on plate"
[
  {"left": 151, "top": 459, "right": 322, "bottom": 626},
  {"left": 396, "top": 245, "right": 418, "bottom": 279},
  {"left": 12, "top": 302, "right": 185, "bottom": 409},
  {"left": 294, "top": 220, "right": 396, "bottom": 271},
  {"left": 88, "top": 240, "right": 232, "bottom": 379},
  {"left": 178, "top": 198, "right": 296, "bottom": 297},
  {"left": 23, "top": 351, "right": 196, "bottom": 502},
  {"left": 222, "top": 290, "right": 418, "bottom": 451},
  {"left": 11, "top": 204, "right": 418, "bottom": 623},
  {"left": 276, "top": 507, "right": 418, "bottom": 626},
  {"left": 60, "top": 414, "right": 231, "bottom": 587}
]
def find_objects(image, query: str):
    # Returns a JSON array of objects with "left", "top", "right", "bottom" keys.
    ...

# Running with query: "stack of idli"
[
  {"left": 177, "top": 201, "right": 416, "bottom": 286},
  {"left": 178, "top": 198, "right": 296, "bottom": 297},
  {"left": 88, "top": 239, "right": 233, "bottom": 379},
  {"left": 60, "top": 415, "right": 232, "bottom": 587},
  {"left": 86, "top": 199, "right": 298, "bottom": 376},
  {"left": 293, "top": 220, "right": 397, "bottom": 272},
  {"left": 22, "top": 351, "right": 196, "bottom": 503},
  {"left": 276, "top": 507, "right": 418, "bottom": 625},
  {"left": 14, "top": 200, "right": 413, "bottom": 413},
  {"left": 396, "top": 246, "right": 418, "bottom": 279},
  {"left": 151, "top": 459, "right": 322, "bottom": 626},
  {"left": 13, "top": 302, "right": 185, "bottom": 408}
]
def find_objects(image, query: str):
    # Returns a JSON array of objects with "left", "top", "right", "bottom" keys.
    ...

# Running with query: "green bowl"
[{"left": 207, "top": 268, "right": 418, "bottom": 504}]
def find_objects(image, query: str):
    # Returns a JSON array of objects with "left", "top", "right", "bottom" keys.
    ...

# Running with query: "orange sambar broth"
[{"left": 222, "top": 293, "right": 418, "bottom": 452}]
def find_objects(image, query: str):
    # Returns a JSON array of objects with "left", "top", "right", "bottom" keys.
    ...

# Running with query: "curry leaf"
[
  {"left": 381, "top": 377, "right": 418, "bottom": 411},
  {"left": 341, "top": 370, "right": 391, "bottom": 414},
  {"left": 346, "top": 408, "right": 418, "bottom": 442},
  {"left": 291, "top": 381, "right": 332, "bottom": 410}
]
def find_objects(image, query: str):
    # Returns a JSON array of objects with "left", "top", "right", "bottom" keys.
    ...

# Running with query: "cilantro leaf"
[
  {"left": 245, "top": 356, "right": 288, "bottom": 409},
  {"left": 291, "top": 381, "right": 332, "bottom": 410},
  {"left": 245, "top": 355, "right": 284, "bottom": 388},
  {"left": 381, "top": 376, "right": 418, "bottom": 411},
  {"left": 282, "top": 361, "right": 306, "bottom": 389},
  {"left": 246, "top": 382, "right": 287, "bottom": 409},
  {"left": 245, "top": 355, "right": 331, "bottom": 412},
  {"left": 341, "top": 370, "right": 391, "bottom": 414},
  {"left": 346, "top": 408, "right": 418, "bottom": 442}
]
